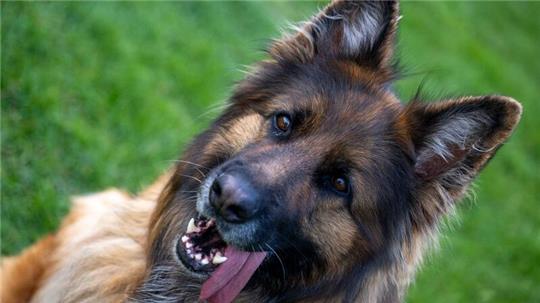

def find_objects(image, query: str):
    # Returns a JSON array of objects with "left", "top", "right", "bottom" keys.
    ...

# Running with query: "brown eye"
[
  {"left": 331, "top": 176, "right": 348, "bottom": 193},
  {"left": 274, "top": 113, "right": 291, "bottom": 133}
]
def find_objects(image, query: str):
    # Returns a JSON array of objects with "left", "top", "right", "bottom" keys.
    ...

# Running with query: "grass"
[{"left": 2, "top": 2, "right": 539, "bottom": 302}]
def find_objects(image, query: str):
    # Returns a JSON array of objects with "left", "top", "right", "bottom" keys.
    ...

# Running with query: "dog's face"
[
  {"left": 138, "top": 1, "right": 521, "bottom": 301},
  {"left": 193, "top": 69, "right": 409, "bottom": 282}
]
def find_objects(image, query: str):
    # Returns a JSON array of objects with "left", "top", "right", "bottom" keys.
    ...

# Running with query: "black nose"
[{"left": 209, "top": 173, "right": 260, "bottom": 223}]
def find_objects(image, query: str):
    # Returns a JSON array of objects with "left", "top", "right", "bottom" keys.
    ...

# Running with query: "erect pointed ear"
[
  {"left": 402, "top": 96, "right": 522, "bottom": 222},
  {"left": 270, "top": 0, "right": 399, "bottom": 75}
]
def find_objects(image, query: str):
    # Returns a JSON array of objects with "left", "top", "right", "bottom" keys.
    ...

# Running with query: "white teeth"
[
  {"left": 186, "top": 249, "right": 192, "bottom": 254},
  {"left": 181, "top": 236, "right": 189, "bottom": 243},
  {"left": 186, "top": 242, "right": 193, "bottom": 248},
  {"left": 212, "top": 255, "right": 228, "bottom": 265},
  {"left": 187, "top": 218, "right": 197, "bottom": 233},
  {"left": 201, "top": 258, "right": 209, "bottom": 265},
  {"left": 195, "top": 254, "right": 202, "bottom": 261}
]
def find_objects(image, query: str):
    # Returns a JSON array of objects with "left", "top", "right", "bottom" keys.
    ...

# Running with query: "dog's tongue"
[{"left": 200, "top": 246, "right": 266, "bottom": 303}]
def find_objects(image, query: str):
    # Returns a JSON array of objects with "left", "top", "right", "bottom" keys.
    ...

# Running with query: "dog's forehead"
[
  {"left": 276, "top": 79, "right": 401, "bottom": 138},
  {"left": 277, "top": 62, "right": 400, "bottom": 114}
]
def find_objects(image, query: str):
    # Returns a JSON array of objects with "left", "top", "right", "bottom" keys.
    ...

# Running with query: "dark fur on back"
[{"left": 132, "top": 1, "right": 521, "bottom": 302}]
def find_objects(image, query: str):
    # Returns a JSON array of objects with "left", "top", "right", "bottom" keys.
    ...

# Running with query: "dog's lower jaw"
[{"left": 133, "top": 239, "right": 420, "bottom": 303}]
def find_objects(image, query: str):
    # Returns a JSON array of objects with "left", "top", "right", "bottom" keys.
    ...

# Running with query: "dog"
[{"left": 1, "top": 1, "right": 522, "bottom": 302}]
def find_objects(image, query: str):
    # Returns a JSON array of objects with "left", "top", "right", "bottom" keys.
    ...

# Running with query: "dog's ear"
[
  {"left": 270, "top": 0, "right": 399, "bottom": 74},
  {"left": 401, "top": 96, "right": 522, "bottom": 224}
]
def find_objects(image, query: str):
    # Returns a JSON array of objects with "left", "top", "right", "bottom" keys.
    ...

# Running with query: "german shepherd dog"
[{"left": 1, "top": 1, "right": 522, "bottom": 302}]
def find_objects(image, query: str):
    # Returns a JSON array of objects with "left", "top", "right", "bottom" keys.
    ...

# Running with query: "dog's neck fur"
[{"left": 132, "top": 225, "right": 432, "bottom": 303}]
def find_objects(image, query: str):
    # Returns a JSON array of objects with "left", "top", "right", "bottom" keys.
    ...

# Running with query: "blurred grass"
[{"left": 1, "top": 2, "right": 539, "bottom": 302}]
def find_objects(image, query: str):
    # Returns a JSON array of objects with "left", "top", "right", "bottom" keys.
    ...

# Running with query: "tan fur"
[
  {"left": 1, "top": 235, "right": 57, "bottom": 303},
  {"left": 304, "top": 208, "right": 359, "bottom": 275},
  {"left": 211, "top": 113, "right": 265, "bottom": 157},
  {"left": 1, "top": 174, "right": 170, "bottom": 303}
]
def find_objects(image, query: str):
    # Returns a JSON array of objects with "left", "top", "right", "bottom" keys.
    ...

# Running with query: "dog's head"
[{"left": 138, "top": 1, "right": 521, "bottom": 301}]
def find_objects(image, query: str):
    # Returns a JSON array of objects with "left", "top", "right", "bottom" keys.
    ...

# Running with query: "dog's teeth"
[
  {"left": 212, "top": 255, "right": 228, "bottom": 265},
  {"left": 181, "top": 236, "right": 189, "bottom": 243},
  {"left": 188, "top": 253, "right": 195, "bottom": 259},
  {"left": 195, "top": 254, "right": 202, "bottom": 261},
  {"left": 186, "top": 242, "right": 193, "bottom": 248},
  {"left": 187, "top": 218, "right": 197, "bottom": 233},
  {"left": 186, "top": 249, "right": 192, "bottom": 254},
  {"left": 201, "top": 258, "right": 209, "bottom": 265}
]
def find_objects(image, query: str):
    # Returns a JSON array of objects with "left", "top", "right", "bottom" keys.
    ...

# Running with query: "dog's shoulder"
[
  {"left": 31, "top": 189, "right": 152, "bottom": 303},
  {"left": 1, "top": 234, "right": 57, "bottom": 303},
  {"left": 2, "top": 173, "right": 170, "bottom": 303}
]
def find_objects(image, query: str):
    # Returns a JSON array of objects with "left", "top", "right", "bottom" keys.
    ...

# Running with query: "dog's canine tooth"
[
  {"left": 181, "top": 235, "right": 189, "bottom": 243},
  {"left": 212, "top": 255, "right": 228, "bottom": 265},
  {"left": 187, "top": 218, "right": 197, "bottom": 233}
]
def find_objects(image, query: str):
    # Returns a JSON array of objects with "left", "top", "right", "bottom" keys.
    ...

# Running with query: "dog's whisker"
[
  {"left": 180, "top": 196, "right": 199, "bottom": 203},
  {"left": 264, "top": 243, "right": 286, "bottom": 283},
  {"left": 179, "top": 190, "right": 200, "bottom": 194},
  {"left": 196, "top": 102, "right": 229, "bottom": 119},
  {"left": 173, "top": 160, "right": 211, "bottom": 171},
  {"left": 171, "top": 160, "right": 209, "bottom": 178},
  {"left": 279, "top": 236, "right": 309, "bottom": 264},
  {"left": 176, "top": 173, "right": 203, "bottom": 184}
]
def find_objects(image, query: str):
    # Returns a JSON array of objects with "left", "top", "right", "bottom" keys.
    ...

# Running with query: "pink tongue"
[{"left": 200, "top": 246, "right": 267, "bottom": 303}]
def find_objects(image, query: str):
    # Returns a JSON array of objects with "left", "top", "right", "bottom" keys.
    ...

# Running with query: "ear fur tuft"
[
  {"left": 269, "top": 0, "right": 399, "bottom": 76},
  {"left": 402, "top": 96, "right": 522, "bottom": 224}
]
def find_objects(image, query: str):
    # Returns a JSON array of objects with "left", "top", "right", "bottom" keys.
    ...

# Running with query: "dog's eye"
[
  {"left": 273, "top": 113, "right": 292, "bottom": 134},
  {"left": 331, "top": 176, "right": 349, "bottom": 194}
]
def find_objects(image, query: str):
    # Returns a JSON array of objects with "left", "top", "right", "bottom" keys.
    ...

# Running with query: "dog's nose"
[{"left": 209, "top": 173, "right": 260, "bottom": 223}]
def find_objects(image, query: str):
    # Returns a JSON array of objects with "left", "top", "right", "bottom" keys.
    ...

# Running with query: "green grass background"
[{"left": 2, "top": 2, "right": 539, "bottom": 302}]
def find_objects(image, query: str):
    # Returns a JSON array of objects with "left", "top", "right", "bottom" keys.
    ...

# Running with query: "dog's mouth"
[
  {"left": 176, "top": 216, "right": 228, "bottom": 273},
  {"left": 176, "top": 213, "right": 268, "bottom": 302},
  {"left": 174, "top": 172, "right": 270, "bottom": 301}
]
